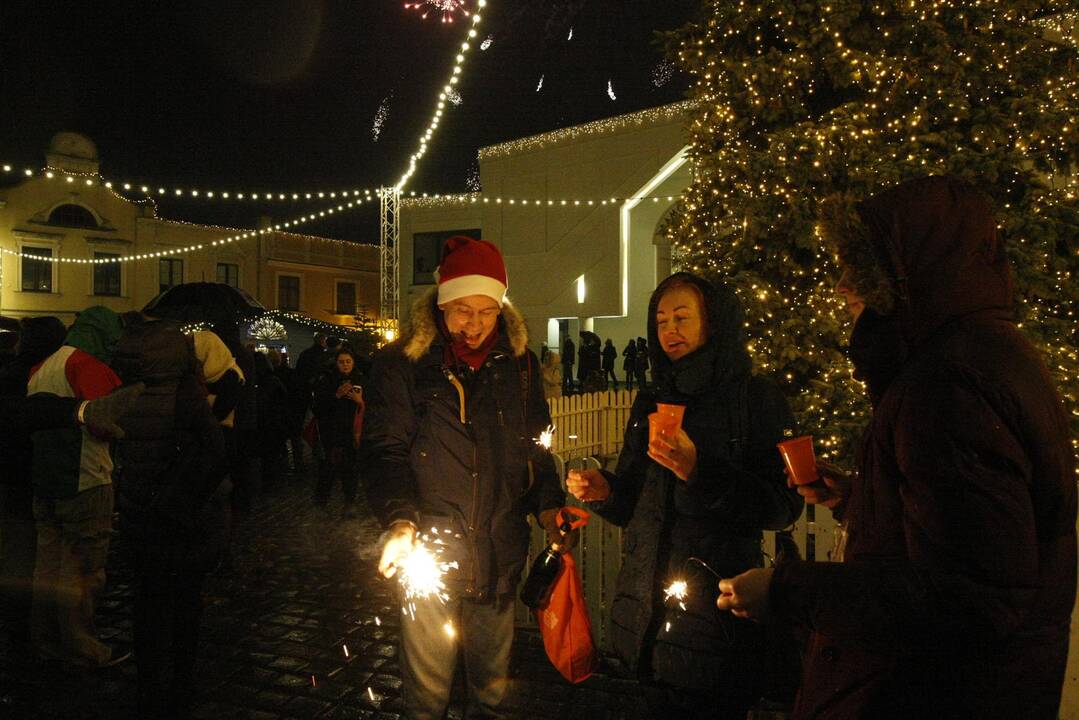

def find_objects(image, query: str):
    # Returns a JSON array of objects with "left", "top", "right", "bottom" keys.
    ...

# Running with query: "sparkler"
[
  {"left": 536, "top": 424, "right": 555, "bottom": 449},
  {"left": 393, "top": 531, "right": 459, "bottom": 619},
  {"left": 404, "top": 0, "right": 471, "bottom": 23},
  {"left": 664, "top": 579, "right": 688, "bottom": 611}
]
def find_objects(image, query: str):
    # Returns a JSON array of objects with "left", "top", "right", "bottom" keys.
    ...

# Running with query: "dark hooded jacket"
[
  {"left": 773, "top": 176, "right": 1077, "bottom": 719},
  {"left": 111, "top": 318, "right": 228, "bottom": 562},
  {"left": 588, "top": 273, "right": 803, "bottom": 692},
  {"left": 361, "top": 289, "right": 564, "bottom": 599},
  {"left": 313, "top": 359, "right": 365, "bottom": 450}
]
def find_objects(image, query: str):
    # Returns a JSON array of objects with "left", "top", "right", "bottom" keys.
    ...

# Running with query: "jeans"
[
  {"left": 400, "top": 593, "right": 515, "bottom": 719},
  {"left": 31, "top": 483, "right": 114, "bottom": 664}
]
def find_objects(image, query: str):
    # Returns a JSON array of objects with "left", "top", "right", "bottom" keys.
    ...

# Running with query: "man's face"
[
  {"left": 441, "top": 295, "right": 501, "bottom": 349},
  {"left": 835, "top": 266, "right": 865, "bottom": 321}
]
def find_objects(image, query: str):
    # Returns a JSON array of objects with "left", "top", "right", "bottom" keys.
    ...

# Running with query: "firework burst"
[{"left": 404, "top": 0, "right": 470, "bottom": 23}]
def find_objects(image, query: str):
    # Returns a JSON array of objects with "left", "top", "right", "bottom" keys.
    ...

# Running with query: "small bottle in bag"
[{"left": 520, "top": 515, "right": 574, "bottom": 610}]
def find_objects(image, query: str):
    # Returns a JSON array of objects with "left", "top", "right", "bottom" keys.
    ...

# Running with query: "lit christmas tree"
[{"left": 665, "top": 2, "right": 1079, "bottom": 462}]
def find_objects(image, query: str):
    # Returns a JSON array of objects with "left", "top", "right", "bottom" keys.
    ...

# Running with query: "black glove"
[
  {"left": 538, "top": 508, "right": 579, "bottom": 552},
  {"left": 82, "top": 382, "right": 145, "bottom": 439}
]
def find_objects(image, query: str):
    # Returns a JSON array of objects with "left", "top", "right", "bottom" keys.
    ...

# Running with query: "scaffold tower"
[{"left": 379, "top": 186, "right": 400, "bottom": 333}]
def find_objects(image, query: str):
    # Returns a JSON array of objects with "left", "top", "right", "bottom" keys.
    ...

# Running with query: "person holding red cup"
[{"left": 568, "top": 272, "right": 803, "bottom": 719}]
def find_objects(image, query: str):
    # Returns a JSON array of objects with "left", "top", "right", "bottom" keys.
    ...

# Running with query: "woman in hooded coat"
[
  {"left": 718, "top": 176, "right": 1077, "bottom": 719},
  {"left": 569, "top": 272, "right": 803, "bottom": 719},
  {"left": 312, "top": 347, "right": 366, "bottom": 515}
]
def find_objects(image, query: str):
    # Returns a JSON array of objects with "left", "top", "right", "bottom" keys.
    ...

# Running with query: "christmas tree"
[{"left": 665, "top": 2, "right": 1079, "bottom": 462}]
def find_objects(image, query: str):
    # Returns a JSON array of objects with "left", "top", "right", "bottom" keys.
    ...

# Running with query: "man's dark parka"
[
  {"left": 773, "top": 176, "right": 1077, "bottom": 719},
  {"left": 362, "top": 289, "right": 564, "bottom": 599}
]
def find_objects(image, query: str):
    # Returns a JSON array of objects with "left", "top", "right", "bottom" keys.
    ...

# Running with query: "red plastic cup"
[
  {"left": 648, "top": 412, "right": 679, "bottom": 444},
  {"left": 655, "top": 403, "right": 685, "bottom": 427},
  {"left": 777, "top": 435, "right": 818, "bottom": 486}
]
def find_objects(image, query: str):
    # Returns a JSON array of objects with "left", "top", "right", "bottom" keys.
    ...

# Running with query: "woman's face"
[
  {"left": 336, "top": 353, "right": 354, "bottom": 375},
  {"left": 835, "top": 266, "right": 865, "bottom": 321},
  {"left": 655, "top": 285, "right": 706, "bottom": 361}
]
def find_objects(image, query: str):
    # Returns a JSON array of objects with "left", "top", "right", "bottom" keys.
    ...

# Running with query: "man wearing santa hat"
[{"left": 362, "top": 236, "right": 567, "bottom": 719}]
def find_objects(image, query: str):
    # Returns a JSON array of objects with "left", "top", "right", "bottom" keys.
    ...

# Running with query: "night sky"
[{"left": 0, "top": 0, "right": 699, "bottom": 242}]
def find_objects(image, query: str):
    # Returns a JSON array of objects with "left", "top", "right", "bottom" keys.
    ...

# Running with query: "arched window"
[{"left": 47, "top": 204, "right": 98, "bottom": 229}]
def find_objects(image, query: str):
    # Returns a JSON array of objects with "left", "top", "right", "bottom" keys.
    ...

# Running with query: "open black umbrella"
[
  {"left": 579, "top": 330, "right": 601, "bottom": 348},
  {"left": 143, "top": 282, "right": 266, "bottom": 327}
]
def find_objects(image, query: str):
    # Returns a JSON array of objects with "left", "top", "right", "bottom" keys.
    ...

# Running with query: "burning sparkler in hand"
[
  {"left": 536, "top": 424, "right": 555, "bottom": 450},
  {"left": 664, "top": 579, "right": 689, "bottom": 611}
]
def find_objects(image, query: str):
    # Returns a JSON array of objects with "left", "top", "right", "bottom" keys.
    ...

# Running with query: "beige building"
[
  {"left": 0, "top": 133, "right": 379, "bottom": 330},
  {"left": 399, "top": 101, "right": 694, "bottom": 356}
]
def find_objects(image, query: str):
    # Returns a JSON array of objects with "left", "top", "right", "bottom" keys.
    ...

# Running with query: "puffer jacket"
[
  {"left": 111, "top": 318, "right": 228, "bottom": 563},
  {"left": 773, "top": 176, "right": 1077, "bottom": 719},
  {"left": 362, "top": 289, "right": 564, "bottom": 599},
  {"left": 590, "top": 275, "right": 803, "bottom": 692}
]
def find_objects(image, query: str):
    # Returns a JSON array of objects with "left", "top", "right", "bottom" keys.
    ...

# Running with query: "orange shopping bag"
[{"left": 534, "top": 550, "right": 598, "bottom": 683}]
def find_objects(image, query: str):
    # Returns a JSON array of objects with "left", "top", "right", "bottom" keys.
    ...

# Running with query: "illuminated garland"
[
  {"left": 1, "top": 164, "right": 377, "bottom": 204},
  {"left": 0, "top": 194, "right": 378, "bottom": 265},
  {"left": 477, "top": 100, "right": 698, "bottom": 160},
  {"left": 394, "top": 0, "right": 488, "bottom": 191},
  {"left": 401, "top": 192, "right": 684, "bottom": 209}
]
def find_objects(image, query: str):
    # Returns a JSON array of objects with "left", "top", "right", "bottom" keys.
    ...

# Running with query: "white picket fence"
[{"left": 514, "top": 389, "right": 839, "bottom": 652}]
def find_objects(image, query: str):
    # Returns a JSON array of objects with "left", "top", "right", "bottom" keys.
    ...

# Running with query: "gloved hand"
[
  {"left": 377, "top": 521, "right": 417, "bottom": 578},
  {"left": 81, "top": 382, "right": 146, "bottom": 439},
  {"left": 538, "top": 508, "right": 579, "bottom": 552}
]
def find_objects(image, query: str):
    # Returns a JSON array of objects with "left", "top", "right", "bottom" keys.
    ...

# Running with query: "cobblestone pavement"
[{"left": 0, "top": 463, "right": 649, "bottom": 720}]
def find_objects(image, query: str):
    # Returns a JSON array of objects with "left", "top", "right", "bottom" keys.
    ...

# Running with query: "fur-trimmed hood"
[
  {"left": 402, "top": 287, "right": 530, "bottom": 362},
  {"left": 818, "top": 175, "right": 1013, "bottom": 345}
]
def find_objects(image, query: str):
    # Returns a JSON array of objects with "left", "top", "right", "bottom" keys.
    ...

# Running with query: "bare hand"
[
  {"left": 336, "top": 382, "right": 353, "bottom": 399},
  {"left": 717, "top": 567, "right": 773, "bottom": 621},
  {"left": 789, "top": 460, "right": 852, "bottom": 511},
  {"left": 567, "top": 469, "right": 611, "bottom": 502},
  {"left": 377, "top": 522, "right": 416, "bottom": 578},
  {"left": 648, "top": 427, "right": 698, "bottom": 481}
]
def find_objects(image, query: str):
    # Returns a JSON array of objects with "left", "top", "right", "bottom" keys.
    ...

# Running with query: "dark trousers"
[
  {"left": 133, "top": 548, "right": 206, "bottom": 720},
  {"left": 603, "top": 368, "right": 617, "bottom": 387},
  {"left": 0, "top": 483, "right": 36, "bottom": 644},
  {"left": 562, "top": 365, "right": 574, "bottom": 393},
  {"left": 315, "top": 445, "right": 357, "bottom": 505},
  {"left": 400, "top": 593, "right": 515, "bottom": 719}
]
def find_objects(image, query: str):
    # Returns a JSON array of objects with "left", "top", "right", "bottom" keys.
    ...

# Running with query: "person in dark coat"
[
  {"left": 633, "top": 337, "right": 650, "bottom": 389},
  {"left": 253, "top": 351, "right": 290, "bottom": 489},
  {"left": 0, "top": 317, "right": 66, "bottom": 651},
  {"left": 312, "top": 348, "right": 365, "bottom": 516},
  {"left": 601, "top": 338, "right": 618, "bottom": 388},
  {"left": 569, "top": 272, "right": 804, "bottom": 719},
  {"left": 718, "top": 176, "right": 1078, "bottom": 719},
  {"left": 561, "top": 335, "right": 576, "bottom": 394},
  {"left": 622, "top": 338, "right": 637, "bottom": 390},
  {"left": 365, "top": 236, "right": 565, "bottom": 719},
  {"left": 111, "top": 317, "right": 227, "bottom": 719}
]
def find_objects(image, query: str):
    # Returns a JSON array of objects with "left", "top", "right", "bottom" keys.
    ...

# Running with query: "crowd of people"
[
  {"left": 0, "top": 174, "right": 1074, "bottom": 720},
  {"left": 0, "top": 304, "right": 370, "bottom": 718}
]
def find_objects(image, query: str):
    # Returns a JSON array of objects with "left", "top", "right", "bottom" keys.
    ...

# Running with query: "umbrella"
[
  {"left": 578, "top": 330, "right": 601, "bottom": 348},
  {"left": 143, "top": 282, "right": 266, "bottom": 327}
]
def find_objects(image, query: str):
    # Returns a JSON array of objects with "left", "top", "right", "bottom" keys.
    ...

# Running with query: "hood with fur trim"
[
  {"left": 818, "top": 175, "right": 1014, "bottom": 346},
  {"left": 403, "top": 287, "right": 529, "bottom": 362}
]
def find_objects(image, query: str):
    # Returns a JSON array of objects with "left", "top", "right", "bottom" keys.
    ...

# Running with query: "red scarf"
[{"left": 445, "top": 327, "right": 500, "bottom": 371}]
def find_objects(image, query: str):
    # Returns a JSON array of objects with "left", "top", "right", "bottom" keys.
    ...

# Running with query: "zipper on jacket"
[{"left": 442, "top": 367, "right": 468, "bottom": 424}]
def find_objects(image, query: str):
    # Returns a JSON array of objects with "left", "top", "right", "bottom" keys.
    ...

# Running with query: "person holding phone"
[{"left": 312, "top": 348, "right": 366, "bottom": 517}]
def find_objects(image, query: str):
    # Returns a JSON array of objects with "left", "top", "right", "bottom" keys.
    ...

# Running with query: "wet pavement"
[{"left": 0, "top": 461, "right": 650, "bottom": 720}]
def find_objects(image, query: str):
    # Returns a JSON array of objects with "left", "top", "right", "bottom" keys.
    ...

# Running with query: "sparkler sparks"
[
  {"left": 536, "top": 424, "right": 555, "bottom": 449},
  {"left": 607, "top": 79, "right": 617, "bottom": 101},
  {"left": 446, "top": 88, "right": 462, "bottom": 106},
  {"left": 536, "top": 75, "right": 544, "bottom": 92},
  {"left": 371, "top": 97, "right": 390, "bottom": 142},
  {"left": 368, "top": 687, "right": 376, "bottom": 702},
  {"left": 404, "top": 0, "right": 471, "bottom": 23},
  {"left": 443, "top": 621, "right": 457, "bottom": 638},
  {"left": 664, "top": 579, "right": 688, "bottom": 611},
  {"left": 480, "top": 34, "right": 493, "bottom": 50},
  {"left": 394, "top": 533, "right": 459, "bottom": 619},
  {"left": 343, "top": 644, "right": 349, "bottom": 657},
  {"left": 652, "top": 59, "right": 674, "bottom": 88}
]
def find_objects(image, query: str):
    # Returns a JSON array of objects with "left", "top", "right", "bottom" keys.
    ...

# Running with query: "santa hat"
[{"left": 436, "top": 236, "right": 508, "bottom": 307}]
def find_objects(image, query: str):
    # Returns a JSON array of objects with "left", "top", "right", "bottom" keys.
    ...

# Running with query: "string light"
[
  {"left": 477, "top": 100, "right": 697, "bottom": 160},
  {"left": 394, "top": 0, "right": 487, "bottom": 191},
  {"left": 0, "top": 163, "right": 378, "bottom": 205},
  {"left": 400, "top": 191, "right": 684, "bottom": 209},
  {"left": 0, "top": 192, "right": 380, "bottom": 265}
]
